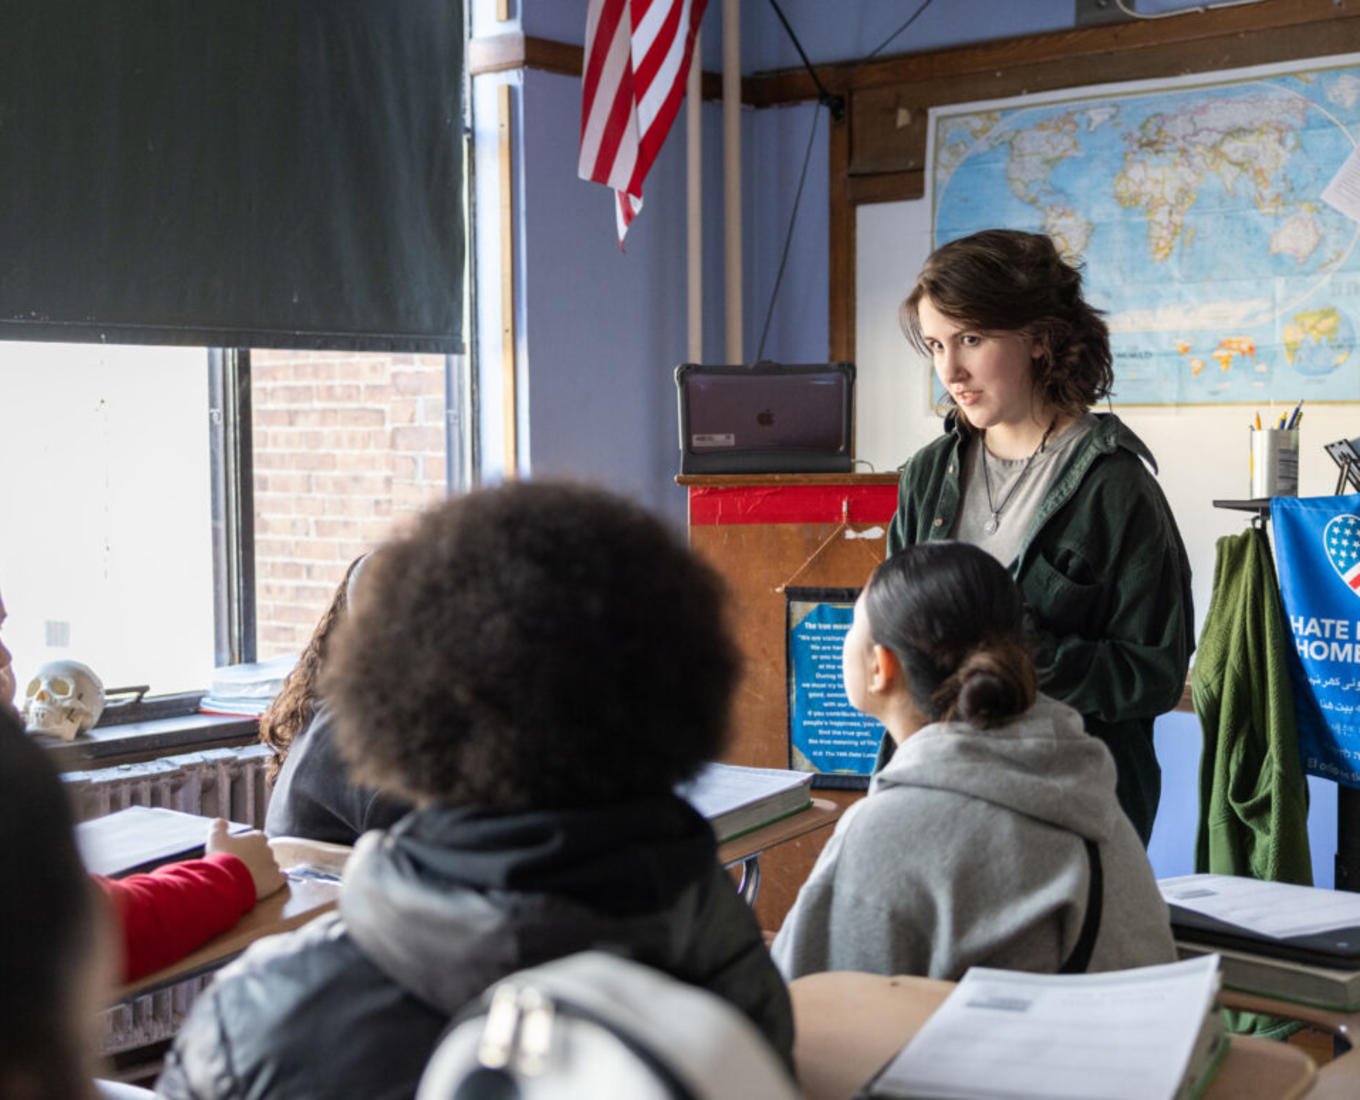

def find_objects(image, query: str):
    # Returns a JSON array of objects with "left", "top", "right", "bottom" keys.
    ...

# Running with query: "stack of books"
[
  {"left": 197, "top": 654, "right": 299, "bottom": 717},
  {"left": 675, "top": 762, "right": 814, "bottom": 842},
  {"left": 860, "top": 956, "right": 1227, "bottom": 1100}
]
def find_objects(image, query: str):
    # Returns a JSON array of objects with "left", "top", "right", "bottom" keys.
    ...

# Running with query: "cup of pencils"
[{"left": 1250, "top": 402, "right": 1302, "bottom": 498}]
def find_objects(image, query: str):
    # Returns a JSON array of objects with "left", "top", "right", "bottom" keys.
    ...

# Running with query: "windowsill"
[{"left": 37, "top": 712, "right": 260, "bottom": 772}]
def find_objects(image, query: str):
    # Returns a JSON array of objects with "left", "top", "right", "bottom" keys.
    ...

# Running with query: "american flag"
[
  {"left": 578, "top": 0, "right": 708, "bottom": 245},
  {"left": 1327, "top": 513, "right": 1360, "bottom": 591}
]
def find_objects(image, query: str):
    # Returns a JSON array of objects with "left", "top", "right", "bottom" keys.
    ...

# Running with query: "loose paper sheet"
[
  {"left": 1160, "top": 873, "right": 1360, "bottom": 939},
  {"left": 1322, "top": 144, "right": 1360, "bottom": 223}
]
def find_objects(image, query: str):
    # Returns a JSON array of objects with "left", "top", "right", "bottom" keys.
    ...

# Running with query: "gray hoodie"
[{"left": 771, "top": 695, "right": 1175, "bottom": 981}]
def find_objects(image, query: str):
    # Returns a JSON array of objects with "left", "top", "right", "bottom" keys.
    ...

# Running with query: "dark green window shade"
[{"left": 0, "top": 2, "right": 464, "bottom": 352}]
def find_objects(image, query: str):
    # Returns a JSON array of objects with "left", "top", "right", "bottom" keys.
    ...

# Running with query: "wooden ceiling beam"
[{"left": 744, "top": 0, "right": 1358, "bottom": 107}]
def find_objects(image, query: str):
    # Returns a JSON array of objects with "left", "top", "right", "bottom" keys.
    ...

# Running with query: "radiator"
[
  {"left": 64, "top": 743, "right": 272, "bottom": 827},
  {"left": 63, "top": 743, "right": 274, "bottom": 1058}
]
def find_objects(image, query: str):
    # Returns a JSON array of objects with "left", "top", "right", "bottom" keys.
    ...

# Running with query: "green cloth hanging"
[
  {"left": 1192, "top": 526, "right": 1313, "bottom": 1041},
  {"left": 1193, "top": 526, "right": 1312, "bottom": 883}
]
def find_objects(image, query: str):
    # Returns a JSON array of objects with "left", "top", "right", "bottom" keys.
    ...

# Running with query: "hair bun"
[{"left": 946, "top": 642, "right": 1035, "bottom": 729}]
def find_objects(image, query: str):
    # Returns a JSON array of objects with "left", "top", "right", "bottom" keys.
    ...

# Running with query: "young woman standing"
[{"left": 887, "top": 229, "right": 1192, "bottom": 844}]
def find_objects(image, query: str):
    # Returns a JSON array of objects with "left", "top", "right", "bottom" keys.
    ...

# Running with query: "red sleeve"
[{"left": 94, "top": 852, "right": 257, "bottom": 982}]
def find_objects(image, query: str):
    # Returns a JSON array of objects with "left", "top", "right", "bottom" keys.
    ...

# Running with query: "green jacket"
[
  {"left": 1192, "top": 528, "right": 1312, "bottom": 1042},
  {"left": 886, "top": 413, "right": 1194, "bottom": 844},
  {"left": 1192, "top": 528, "right": 1311, "bottom": 884}
]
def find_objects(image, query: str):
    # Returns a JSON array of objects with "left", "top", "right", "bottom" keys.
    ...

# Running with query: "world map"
[{"left": 929, "top": 59, "right": 1360, "bottom": 406}]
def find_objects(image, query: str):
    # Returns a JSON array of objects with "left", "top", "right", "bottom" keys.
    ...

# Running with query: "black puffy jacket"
[{"left": 155, "top": 797, "right": 794, "bottom": 1100}]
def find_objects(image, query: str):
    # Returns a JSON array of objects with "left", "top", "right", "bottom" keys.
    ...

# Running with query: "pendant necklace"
[{"left": 980, "top": 418, "right": 1058, "bottom": 535}]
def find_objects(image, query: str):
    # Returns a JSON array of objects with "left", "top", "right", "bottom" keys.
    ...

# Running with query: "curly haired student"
[
  {"left": 888, "top": 229, "right": 1193, "bottom": 844},
  {"left": 156, "top": 481, "right": 793, "bottom": 1100},
  {"left": 261, "top": 554, "right": 410, "bottom": 844}
]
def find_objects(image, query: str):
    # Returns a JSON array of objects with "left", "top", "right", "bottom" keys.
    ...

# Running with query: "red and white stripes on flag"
[
  {"left": 1345, "top": 559, "right": 1360, "bottom": 592},
  {"left": 578, "top": 0, "right": 709, "bottom": 246}
]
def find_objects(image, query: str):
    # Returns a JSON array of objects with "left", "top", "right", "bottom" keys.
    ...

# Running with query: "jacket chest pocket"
[{"left": 1020, "top": 548, "right": 1105, "bottom": 639}]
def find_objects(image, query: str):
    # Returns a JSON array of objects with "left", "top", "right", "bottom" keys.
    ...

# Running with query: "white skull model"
[{"left": 23, "top": 660, "right": 106, "bottom": 741}]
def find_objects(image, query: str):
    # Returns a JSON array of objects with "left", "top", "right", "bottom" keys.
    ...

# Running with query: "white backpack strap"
[{"left": 417, "top": 952, "right": 798, "bottom": 1100}]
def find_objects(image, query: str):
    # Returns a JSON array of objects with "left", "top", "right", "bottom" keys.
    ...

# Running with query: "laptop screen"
[{"left": 681, "top": 368, "right": 850, "bottom": 453}]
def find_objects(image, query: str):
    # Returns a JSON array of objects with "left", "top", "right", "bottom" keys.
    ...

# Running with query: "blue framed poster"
[{"left": 785, "top": 586, "right": 887, "bottom": 790}]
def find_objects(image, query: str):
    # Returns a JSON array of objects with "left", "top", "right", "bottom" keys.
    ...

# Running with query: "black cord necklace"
[{"left": 979, "top": 418, "right": 1058, "bottom": 535}]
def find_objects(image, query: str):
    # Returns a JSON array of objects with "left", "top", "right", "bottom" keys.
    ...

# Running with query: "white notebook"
[
  {"left": 76, "top": 805, "right": 252, "bottom": 877},
  {"left": 863, "top": 956, "right": 1226, "bottom": 1100}
]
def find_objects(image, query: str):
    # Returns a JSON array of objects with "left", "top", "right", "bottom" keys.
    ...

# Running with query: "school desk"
[
  {"left": 788, "top": 970, "right": 1355, "bottom": 1100},
  {"left": 114, "top": 836, "right": 350, "bottom": 1002},
  {"left": 718, "top": 797, "right": 841, "bottom": 905},
  {"left": 110, "top": 807, "right": 833, "bottom": 1000},
  {"left": 266, "top": 819, "right": 842, "bottom": 911},
  {"left": 1212, "top": 988, "right": 1360, "bottom": 1100}
]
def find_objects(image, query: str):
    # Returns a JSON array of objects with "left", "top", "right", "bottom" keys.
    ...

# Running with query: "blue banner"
[{"left": 1271, "top": 493, "right": 1360, "bottom": 788}]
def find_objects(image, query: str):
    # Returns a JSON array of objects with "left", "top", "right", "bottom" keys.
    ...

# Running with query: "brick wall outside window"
[{"left": 251, "top": 349, "right": 448, "bottom": 658}]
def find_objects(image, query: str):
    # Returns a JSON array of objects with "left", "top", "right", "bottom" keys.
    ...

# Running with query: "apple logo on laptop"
[{"left": 756, "top": 409, "right": 775, "bottom": 427}]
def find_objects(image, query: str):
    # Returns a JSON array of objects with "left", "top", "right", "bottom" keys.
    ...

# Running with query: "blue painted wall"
[
  {"left": 1152, "top": 711, "right": 1339, "bottom": 887},
  {"left": 516, "top": 70, "right": 729, "bottom": 522}
]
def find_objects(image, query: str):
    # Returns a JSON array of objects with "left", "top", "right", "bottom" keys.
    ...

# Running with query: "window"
[
  {"left": 249, "top": 349, "right": 459, "bottom": 660},
  {"left": 0, "top": 343, "right": 216, "bottom": 698},
  {"left": 0, "top": 342, "right": 468, "bottom": 711}
]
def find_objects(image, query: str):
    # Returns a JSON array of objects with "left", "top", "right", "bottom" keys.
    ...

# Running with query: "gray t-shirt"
[{"left": 953, "top": 414, "right": 1096, "bottom": 566}]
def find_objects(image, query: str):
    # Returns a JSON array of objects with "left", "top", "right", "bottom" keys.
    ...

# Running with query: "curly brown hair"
[
  {"left": 900, "top": 229, "right": 1113, "bottom": 421},
  {"left": 258, "top": 554, "right": 367, "bottom": 780},
  {"left": 323, "top": 480, "right": 740, "bottom": 811}
]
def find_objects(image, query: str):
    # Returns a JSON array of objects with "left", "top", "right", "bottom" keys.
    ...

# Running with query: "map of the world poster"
[{"left": 927, "top": 54, "right": 1360, "bottom": 406}]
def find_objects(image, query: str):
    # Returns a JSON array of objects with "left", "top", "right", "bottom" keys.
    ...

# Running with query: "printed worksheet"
[{"left": 1160, "top": 873, "right": 1360, "bottom": 939}]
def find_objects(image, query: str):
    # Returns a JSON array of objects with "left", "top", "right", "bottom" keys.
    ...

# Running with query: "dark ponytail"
[
  {"left": 864, "top": 542, "right": 1036, "bottom": 730},
  {"left": 932, "top": 639, "right": 1036, "bottom": 730}
]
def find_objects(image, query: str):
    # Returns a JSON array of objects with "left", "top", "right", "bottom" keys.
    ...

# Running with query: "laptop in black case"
[
  {"left": 1169, "top": 904, "right": 1360, "bottom": 969},
  {"left": 675, "top": 361, "right": 855, "bottom": 475}
]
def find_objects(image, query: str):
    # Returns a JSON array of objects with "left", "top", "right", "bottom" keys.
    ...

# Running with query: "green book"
[{"left": 676, "top": 763, "right": 813, "bottom": 843}]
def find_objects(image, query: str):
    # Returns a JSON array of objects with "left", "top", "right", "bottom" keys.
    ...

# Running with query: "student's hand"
[{"left": 206, "top": 819, "right": 287, "bottom": 901}]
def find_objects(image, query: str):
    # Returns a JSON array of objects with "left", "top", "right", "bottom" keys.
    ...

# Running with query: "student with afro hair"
[{"left": 156, "top": 480, "right": 794, "bottom": 1100}]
